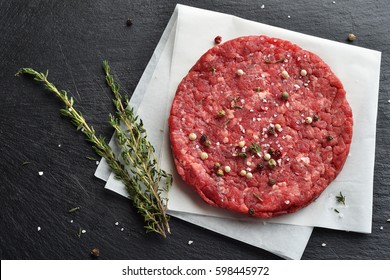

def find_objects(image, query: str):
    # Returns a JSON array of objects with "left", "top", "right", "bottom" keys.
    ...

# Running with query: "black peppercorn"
[{"left": 126, "top": 18, "right": 133, "bottom": 26}]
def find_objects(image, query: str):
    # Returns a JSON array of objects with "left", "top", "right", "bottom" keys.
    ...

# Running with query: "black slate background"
[{"left": 1, "top": 0, "right": 389, "bottom": 260}]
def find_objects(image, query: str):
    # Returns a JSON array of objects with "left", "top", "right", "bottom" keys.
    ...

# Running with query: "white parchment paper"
[
  {"left": 95, "top": 5, "right": 313, "bottom": 260},
  {"left": 95, "top": 4, "right": 381, "bottom": 258}
]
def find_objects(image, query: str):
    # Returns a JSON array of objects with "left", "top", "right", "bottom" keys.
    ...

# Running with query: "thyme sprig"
[
  {"left": 102, "top": 60, "right": 172, "bottom": 236},
  {"left": 16, "top": 65, "right": 172, "bottom": 237}
]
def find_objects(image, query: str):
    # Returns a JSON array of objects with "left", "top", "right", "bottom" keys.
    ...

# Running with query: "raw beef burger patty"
[{"left": 169, "top": 35, "right": 353, "bottom": 218}]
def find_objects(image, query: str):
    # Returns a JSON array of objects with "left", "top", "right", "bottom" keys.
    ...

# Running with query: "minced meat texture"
[{"left": 169, "top": 35, "right": 353, "bottom": 218}]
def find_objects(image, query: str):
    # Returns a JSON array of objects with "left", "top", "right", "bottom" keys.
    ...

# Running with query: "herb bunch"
[{"left": 16, "top": 63, "right": 172, "bottom": 237}]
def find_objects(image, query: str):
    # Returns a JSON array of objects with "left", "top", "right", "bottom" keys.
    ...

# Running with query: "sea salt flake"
[
  {"left": 115, "top": 222, "right": 119, "bottom": 226},
  {"left": 37, "top": 226, "right": 41, "bottom": 231},
  {"left": 95, "top": 161, "right": 100, "bottom": 165},
  {"left": 81, "top": 229, "right": 87, "bottom": 234},
  {"left": 188, "top": 240, "right": 194, "bottom": 245},
  {"left": 261, "top": 4, "right": 265, "bottom": 9},
  {"left": 322, "top": 243, "right": 327, "bottom": 247},
  {"left": 380, "top": 226, "right": 384, "bottom": 230},
  {"left": 121, "top": 228, "right": 124, "bottom": 231},
  {"left": 38, "top": 171, "right": 43, "bottom": 176}
]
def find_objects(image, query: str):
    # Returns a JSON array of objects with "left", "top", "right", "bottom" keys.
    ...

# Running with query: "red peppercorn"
[
  {"left": 91, "top": 247, "right": 100, "bottom": 257},
  {"left": 214, "top": 36, "right": 222, "bottom": 44}
]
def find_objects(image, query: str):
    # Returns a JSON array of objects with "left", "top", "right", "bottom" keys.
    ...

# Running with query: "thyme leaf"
[
  {"left": 253, "top": 193, "right": 263, "bottom": 202},
  {"left": 86, "top": 156, "right": 97, "bottom": 161},
  {"left": 250, "top": 143, "right": 261, "bottom": 154},
  {"left": 336, "top": 192, "right": 346, "bottom": 205},
  {"left": 223, "top": 119, "right": 231, "bottom": 127},
  {"left": 237, "top": 152, "right": 247, "bottom": 158},
  {"left": 264, "top": 58, "right": 285, "bottom": 64},
  {"left": 68, "top": 206, "right": 81, "bottom": 213}
]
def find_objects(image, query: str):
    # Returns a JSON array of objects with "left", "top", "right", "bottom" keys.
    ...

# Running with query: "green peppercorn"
[
  {"left": 281, "top": 91, "right": 289, "bottom": 100},
  {"left": 248, "top": 208, "right": 255, "bottom": 215},
  {"left": 327, "top": 135, "right": 333, "bottom": 141},
  {"left": 218, "top": 110, "right": 226, "bottom": 117},
  {"left": 347, "top": 33, "right": 356, "bottom": 42},
  {"left": 214, "top": 162, "right": 221, "bottom": 169},
  {"left": 313, "top": 114, "right": 319, "bottom": 122},
  {"left": 268, "top": 159, "right": 277, "bottom": 168},
  {"left": 216, "top": 169, "right": 224, "bottom": 176}
]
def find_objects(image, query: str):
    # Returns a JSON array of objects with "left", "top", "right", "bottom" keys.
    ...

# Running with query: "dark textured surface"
[{"left": 0, "top": 0, "right": 389, "bottom": 260}]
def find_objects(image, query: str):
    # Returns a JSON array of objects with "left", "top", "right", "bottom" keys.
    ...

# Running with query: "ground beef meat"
[{"left": 169, "top": 35, "right": 353, "bottom": 218}]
